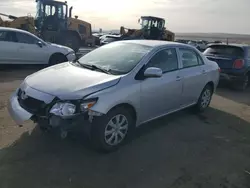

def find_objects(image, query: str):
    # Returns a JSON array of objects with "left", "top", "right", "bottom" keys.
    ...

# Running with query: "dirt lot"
[{"left": 1, "top": 67, "right": 250, "bottom": 188}]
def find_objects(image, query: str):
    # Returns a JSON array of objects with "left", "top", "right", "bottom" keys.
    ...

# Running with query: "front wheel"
[
  {"left": 194, "top": 84, "right": 213, "bottom": 112},
  {"left": 91, "top": 107, "right": 135, "bottom": 152}
]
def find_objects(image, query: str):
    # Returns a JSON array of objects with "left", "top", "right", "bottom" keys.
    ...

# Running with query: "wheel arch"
[
  {"left": 108, "top": 103, "right": 137, "bottom": 122},
  {"left": 206, "top": 81, "right": 215, "bottom": 93},
  {"left": 49, "top": 52, "right": 68, "bottom": 64}
]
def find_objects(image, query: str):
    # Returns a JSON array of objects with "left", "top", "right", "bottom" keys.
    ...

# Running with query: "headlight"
[
  {"left": 80, "top": 98, "right": 98, "bottom": 112},
  {"left": 50, "top": 102, "right": 76, "bottom": 117}
]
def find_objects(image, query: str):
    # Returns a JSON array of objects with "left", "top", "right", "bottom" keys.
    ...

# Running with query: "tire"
[
  {"left": 194, "top": 84, "right": 213, "bottom": 112},
  {"left": 49, "top": 54, "right": 67, "bottom": 66},
  {"left": 231, "top": 75, "right": 249, "bottom": 91},
  {"left": 37, "top": 121, "right": 51, "bottom": 133},
  {"left": 62, "top": 34, "right": 80, "bottom": 52},
  {"left": 90, "top": 107, "right": 135, "bottom": 152}
]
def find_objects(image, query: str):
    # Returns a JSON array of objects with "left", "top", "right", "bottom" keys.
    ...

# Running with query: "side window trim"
[
  {"left": 196, "top": 52, "right": 205, "bottom": 65},
  {"left": 145, "top": 47, "right": 180, "bottom": 74},
  {"left": 176, "top": 47, "right": 202, "bottom": 69}
]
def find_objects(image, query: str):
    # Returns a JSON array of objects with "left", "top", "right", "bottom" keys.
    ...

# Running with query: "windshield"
[
  {"left": 204, "top": 45, "right": 244, "bottom": 57},
  {"left": 141, "top": 18, "right": 165, "bottom": 30},
  {"left": 77, "top": 42, "right": 153, "bottom": 75}
]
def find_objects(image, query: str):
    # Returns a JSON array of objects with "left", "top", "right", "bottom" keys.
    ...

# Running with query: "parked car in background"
[
  {"left": 100, "top": 35, "right": 121, "bottom": 45},
  {"left": 0, "top": 27, "right": 76, "bottom": 65},
  {"left": 8, "top": 40, "right": 219, "bottom": 152},
  {"left": 204, "top": 43, "right": 250, "bottom": 90},
  {"left": 175, "top": 39, "right": 190, "bottom": 44},
  {"left": 196, "top": 40, "right": 207, "bottom": 51},
  {"left": 213, "top": 40, "right": 223, "bottom": 44},
  {"left": 188, "top": 40, "right": 207, "bottom": 51},
  {"left": 188, "top": 40, "right": 198, "bottom": 48}
]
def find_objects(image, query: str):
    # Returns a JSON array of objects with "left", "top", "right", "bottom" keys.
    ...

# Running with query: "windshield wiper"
[{"left": 77, "top": 63, "right": 112, "bottom": 74}]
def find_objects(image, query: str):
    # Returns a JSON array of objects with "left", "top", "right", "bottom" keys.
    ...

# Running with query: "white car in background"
[
  {"left": 0, "top": 27, "right": 76, "bottom": 65},
  {"left": 188, "top": 40, "right": 207, "bottom": 51}
]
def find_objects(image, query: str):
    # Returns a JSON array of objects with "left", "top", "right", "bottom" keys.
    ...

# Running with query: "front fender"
[{"left": 85, "top": 82, "right": 141, "bottom": 116}]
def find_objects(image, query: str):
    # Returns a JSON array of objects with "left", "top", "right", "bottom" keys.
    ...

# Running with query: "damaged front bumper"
[
  {"left": 8, "top": 91, "right": 33, "bottom": 125},
  {"left": 8, "top": 83, "right": 103, "bottom": 135}
]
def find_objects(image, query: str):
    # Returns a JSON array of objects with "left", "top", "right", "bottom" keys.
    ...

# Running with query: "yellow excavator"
[
  {"left": 0, "top": 0, "right": 95, "bottom": 52},
  {"left": 120, "top": 16, "right": 175, "bottom": 41}
]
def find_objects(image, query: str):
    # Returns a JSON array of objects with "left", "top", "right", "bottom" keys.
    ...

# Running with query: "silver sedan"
[{"left": 8, "top": 40, "right": 220, "bottom": 152}]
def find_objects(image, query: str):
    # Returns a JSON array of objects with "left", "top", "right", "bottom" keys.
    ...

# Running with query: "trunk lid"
[{"left": 204, "top": 45, "right": 244, "bottom": 69}]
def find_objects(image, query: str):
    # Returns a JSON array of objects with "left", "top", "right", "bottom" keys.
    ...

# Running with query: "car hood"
[
  {"left": 48, "top": 42, "right": 74, "bottom": 54},
  {"left": 25, "top": 62, "right": 121, "bottom": 100}
]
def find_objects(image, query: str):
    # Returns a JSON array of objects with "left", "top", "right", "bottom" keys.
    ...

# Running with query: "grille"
[{"left": 17, "top": 89, "right": 47, "bottom": 115}]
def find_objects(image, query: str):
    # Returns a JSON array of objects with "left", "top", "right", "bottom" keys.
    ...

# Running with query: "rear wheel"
[
  {"left": 194, "top": 84, "right": 213, "bottom": 112},
  {"left": 232, "top": 74, "right": 249, "bottom": 91}
]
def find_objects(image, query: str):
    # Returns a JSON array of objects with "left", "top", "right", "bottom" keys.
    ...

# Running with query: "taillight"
[
  {"left": 218, "top": 67, "right": 221, "bottom": 72},
  {"left": 233, "top": 59, "right": 244, "bottom": 69}
]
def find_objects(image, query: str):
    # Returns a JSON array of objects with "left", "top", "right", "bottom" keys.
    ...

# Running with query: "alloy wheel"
[
  {"left": 201, "top": 89, "right": 211, "bottom": 109},
  {"left": 104, "top": 114, "right": 129, "bottom": 146}
]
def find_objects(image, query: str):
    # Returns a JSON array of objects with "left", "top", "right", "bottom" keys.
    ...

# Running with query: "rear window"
[
  {"left": 104, "top": 36, "right": 119, "bottom": 42},
  {"left": 204, "top": 45, "right": 244, "bottom": 57}
]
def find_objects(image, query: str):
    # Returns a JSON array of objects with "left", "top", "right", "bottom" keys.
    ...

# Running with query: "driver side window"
[
  {"left": 16, "top": 32, "right": 39, "bottom": 44},
  {"left": 146, "top": 48, "right": 178, "bottom": 73}
]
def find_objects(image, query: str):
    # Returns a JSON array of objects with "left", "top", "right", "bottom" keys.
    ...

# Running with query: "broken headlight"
[{"left": 50, "top": 102, "right": 76, "bottom": 117}]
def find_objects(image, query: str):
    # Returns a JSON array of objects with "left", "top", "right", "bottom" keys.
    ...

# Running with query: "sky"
[{"left": 1, "top": 0, "right": 250, "bottom": 34}]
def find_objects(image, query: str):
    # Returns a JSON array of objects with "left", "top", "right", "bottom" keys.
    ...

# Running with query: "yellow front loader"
[
  {"left": 0, "top": 0, "right": 95, "bottom": 52},
  {"left": 120, "top": 16, "right": 175, "bottom": 41},
  {"left": 0, "top": 13, "right": 36, "bottom": 34}
]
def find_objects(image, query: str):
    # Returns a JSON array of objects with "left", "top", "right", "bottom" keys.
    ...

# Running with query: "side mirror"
[
  {"left": 36, "top": 41, "right": 43, "bottom": 48},
  {"left": 144, "top": 67, "right": 162, "bottom": 78}
]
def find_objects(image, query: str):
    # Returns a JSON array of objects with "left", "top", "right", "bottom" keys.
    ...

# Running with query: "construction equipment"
[
  {"left": 0, "top": 0, "right": 95, "bottom": 52},
  {"left": 0, "top": 13, "right": 36, "bottom": 34},
  {"left": 35, "top": 0, "right": 94, "bottom": 51},
  {"left": 120, "top": 16, "right": 175, "bottom": 41}
]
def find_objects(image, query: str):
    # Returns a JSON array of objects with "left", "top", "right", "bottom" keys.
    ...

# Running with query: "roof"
[
  {"left": 141, "top": 16, "right": 165, "bottom": 21},
  {"left": 36, "top": 0, "right": 66, "bottom": 5},
  {"left": 120, "top": 40, "right": 192, "bottom": 48},
  {"left": 0, "top": 27, "right": 44, "bottom": 41},
  {"left": 0, "top": 26, "right": 31, "bottom": 34},
  {"left": 207, "top": 43, "right": 250, "bottom": 48}
]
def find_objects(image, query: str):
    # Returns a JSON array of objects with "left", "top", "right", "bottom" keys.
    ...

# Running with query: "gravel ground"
[{"left": 1, "top": 66, "right": 250, "bottom": 188}]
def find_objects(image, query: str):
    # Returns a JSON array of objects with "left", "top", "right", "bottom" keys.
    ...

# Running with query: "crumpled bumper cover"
[{"left": 8, "top": 91, "right": 32, "bottom": 125}]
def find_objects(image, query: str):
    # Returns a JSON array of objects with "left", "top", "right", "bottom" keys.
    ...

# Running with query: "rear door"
[
  {"left": 177, "top": 48, "right": 207, "bottom": 106},
  {"left": 204, "top": 45, "right": 244, "bottom": 70},
  {"left": 0, "top": 30, "right": 19, "bottom": 64}
]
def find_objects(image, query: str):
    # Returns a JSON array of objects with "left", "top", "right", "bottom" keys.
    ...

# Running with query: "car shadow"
[
  {"left": 1, "top": 107, "right": 250, "bottom": 188},
  {"left": 216, "top": 86, "right": 250, "bottom": 106}
]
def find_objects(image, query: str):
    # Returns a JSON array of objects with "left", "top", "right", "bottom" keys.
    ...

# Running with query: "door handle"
[{"left": 176, "top": 76, "right": 182, "bottom": 81}]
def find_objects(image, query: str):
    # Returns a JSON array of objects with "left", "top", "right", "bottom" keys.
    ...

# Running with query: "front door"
[
  {"left": 140, "top": 48, "right": 183, "bottom": 123},
  {"left": 15, "top": 32, "right": 48, "bottom": 64}
]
